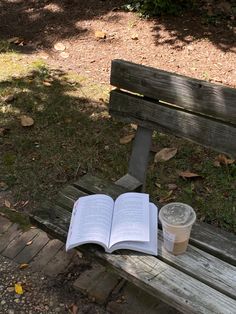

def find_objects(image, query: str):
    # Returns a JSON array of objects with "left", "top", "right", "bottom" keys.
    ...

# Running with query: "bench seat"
[{"left": 31, "top": 174, "right": 236, "bottom": 314}]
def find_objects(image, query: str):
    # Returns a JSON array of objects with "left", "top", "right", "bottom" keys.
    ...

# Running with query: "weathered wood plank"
[
  {"left": 50, "top": 176, "right": 236, "bottom": 266},
  {"left": 109, "top": 90, "right": 236, "bottom": 157},
  {"left": 127, "top": 126, "right": 153, "bottom": 187},
  {"left": 111, "top": 59, "right": 236, "bottom": 124},
  {"left": 30, "top": 208, "right": 236, "bottom": 314},
  {"left": 158, "top": 232, "right": 236, "bottom": 300},
  {"left": 14, "top": 231, "right": 50, "bottom": 264},
  {"left": 30, "top": 239, "right": 64, "bottom": 271},
  {"left": 191, "top": 222, "right": 236, "bottom": 266},
  {"left": 44, "top": 246, "right": 75, "bottom": 276},
  {"left": 115, "top": 173, "right": 142, "bottom": 191},
  {"left": 0, "top": 216, "right": 12, "bottom": 234},
  {"left": 2, "top": 228, "right": 39, "bottom": 259},
  {"left": 0, "top": 224, "right": 22, "bottom": 253},
  {"left": 32, "top": 201, "right": 236, "bottom": 301},
  {"left": 73, "top": 174, "right": 128, "bottom": 199}
]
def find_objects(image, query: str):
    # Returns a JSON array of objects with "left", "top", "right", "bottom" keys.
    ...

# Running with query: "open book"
[{"left": 66, "top": 193, "right": 158, "bottom": 255}]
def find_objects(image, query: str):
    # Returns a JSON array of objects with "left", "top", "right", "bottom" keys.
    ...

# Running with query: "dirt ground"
[{"left": 0, "top": 0, "right": 235, "bottom": 87}]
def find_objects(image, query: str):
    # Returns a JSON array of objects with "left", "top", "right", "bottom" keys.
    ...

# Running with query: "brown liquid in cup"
[{"left": 171, "top": 239, "right": 189, "bottom": 255}]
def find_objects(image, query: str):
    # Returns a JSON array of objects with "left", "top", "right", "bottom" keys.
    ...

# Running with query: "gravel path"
[{"left": 0, "top": 255, "right": 107, "bottom": 314}]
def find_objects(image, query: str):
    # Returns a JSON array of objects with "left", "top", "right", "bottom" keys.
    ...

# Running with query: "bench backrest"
[{"left": 109, "top": 59, "right": 236, "bottom": 187}]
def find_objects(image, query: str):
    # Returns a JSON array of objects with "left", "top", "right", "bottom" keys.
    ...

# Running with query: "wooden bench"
[{"left": 31, "top": 60, "right": 236, "bottom": 314}]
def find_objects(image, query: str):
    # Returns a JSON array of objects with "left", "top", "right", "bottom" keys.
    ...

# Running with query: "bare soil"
[{"left": 0, "top": 0, "right": 235, "bottom": 86}]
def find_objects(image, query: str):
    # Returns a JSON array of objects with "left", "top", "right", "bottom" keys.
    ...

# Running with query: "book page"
[
  {"left": 66, "top": 194, "right": 114, "bottom": 251},
  {"left": 109, "top": 193, "right": 150, "bottom": 247},
  {"left": 108, "top": 203, "right": 158, "bottom": 255}
]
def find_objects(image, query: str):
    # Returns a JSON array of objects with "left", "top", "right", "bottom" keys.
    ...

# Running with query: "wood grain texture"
[
  {"left": 158, "top": 232, "right": 236, "bottom": 300},
  {"left": 115, "top": 173, "right": 142, "bottom": 191},
  {"left": 128, "top": 126, "right": 153, "bottom": 185},
  {"left": 191, "top": 222, "right": 236, "bottom": 266},
  {"left": 111, "top": 59, "right": 236, "bottom": 124},
  {"left": 109, "top": 90, "right": 236, "bottom": 157},
  {"left": 73, "top": 174, "right": 127, "bottom": 199},
  {"left": 30, "top": 205, "right": 236, "bottom": 314}
]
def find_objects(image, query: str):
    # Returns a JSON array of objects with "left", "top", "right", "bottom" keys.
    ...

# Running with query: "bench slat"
[
  {"left": 109, "top": 90, "right": 236, "bottom": 157},
  {"left": 191, "top": 222, "right": 236, "bottom": 266},
  {"left": 30, "top": 204, "right": 236, "bottom": 314},
  {"left": 76, "top": 175, "right": 236, "bottom": 266},
  {"left": 158, "top": 232, "right": 236, "bottom": 299},
  {"left": 111, "top": 59, "right": 236, "bottom": 124}
]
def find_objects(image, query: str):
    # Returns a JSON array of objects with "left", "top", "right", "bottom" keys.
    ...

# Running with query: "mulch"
[{"left": 0, "top": 0, "right": 235, "bottom": 87}]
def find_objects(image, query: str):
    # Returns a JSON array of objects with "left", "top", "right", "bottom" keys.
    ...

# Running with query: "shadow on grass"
[{"left": 0, "top": 65, "right": 129, "bottom": 210}]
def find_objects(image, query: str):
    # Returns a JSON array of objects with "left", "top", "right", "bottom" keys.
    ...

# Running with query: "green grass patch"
[
  {"left": 0, "top": 56, "right": 235, "bottom": 233},
  {"left": 0, "top": 208, "right": 31, "bottom": 231}
]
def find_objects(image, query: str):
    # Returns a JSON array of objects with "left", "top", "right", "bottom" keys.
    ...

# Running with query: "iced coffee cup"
[{"left": 159, "top": 202, "right": 196, "bottom": 255}]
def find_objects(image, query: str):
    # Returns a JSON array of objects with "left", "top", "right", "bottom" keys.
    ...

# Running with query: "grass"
[{"left": 0, "top": 50, "right": 235, "bottom": 233}]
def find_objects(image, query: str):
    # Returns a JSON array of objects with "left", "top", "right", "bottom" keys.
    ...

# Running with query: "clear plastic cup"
[{"left": 159, "top": 202, "right": 196, "bottom": 255}]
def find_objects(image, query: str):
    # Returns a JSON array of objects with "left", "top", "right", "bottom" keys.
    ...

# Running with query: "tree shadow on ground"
[
  {"left": 0, "top": 65, "right": 128, "bottom": 208},
  {"left": 0, "top": 0, "right": 235, "bottom": 54},
  {"left": 151, "top": 9, "right": 236, "bottom": 53},
  {"left": 0, "top": 0, "right": 126, "bottom": 52}
]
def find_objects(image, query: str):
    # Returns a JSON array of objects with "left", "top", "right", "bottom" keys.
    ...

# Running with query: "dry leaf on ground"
[
  {"left": 7, "top": 37, "right": 25, "bottom": 45},
  {"left": 26, "top": 240, "right": 33, "bottom": 246},
  {"left": 215, "top": 154, "right": 235, "bottom": 165},
  {"left": 0, "top": 181, "right": 8, "bottom": 191},
  {"left": 167, "top": 183, "right": 178, "bottom": 190},
  {"left": 179, "top": 171, "right": 201, "bottom": 179},
  {"left": 95, "top": 30, "right": 106, "bottom": 39},
  {"left": 119, "top": 133, "right": 135, "bottom": 144},
  {"left": 19, "top": 263, "right": 29, "bottom": 270},
  {"left": 0, "top": 127, "right": 10, "bottom": 136},
  {"left": 54, "top": 42, "right": 66, "bottom": 51},
  {"left": 4, "top": 200, "right": 11, "bottom": 208},
  {"left": 2, "top": 94, "right": 15, "bottom": 103},
  {"left": 60, "top": 52, "right": 70, "bottom": 58},
  {"left": 20, "top": 115, "right": 34, "bottom": 127},
  {"left": 154, "top": 148, "right": 177, "bottom": 163},
  {"left": 69, "top": 304, "right": 78, "bottom": 314},
  {"left": 43, "top": 81, "right": 52, "bottom": 87},
  {"left": 15, "top": 283, "right": 24, "bottom": 295},
  {"left": 159, "top": 190, "right": 175, "bottom": 203}
]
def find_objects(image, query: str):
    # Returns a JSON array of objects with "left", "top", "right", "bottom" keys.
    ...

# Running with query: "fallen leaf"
[
  {"left": 7, "top": 37, "right": 25, "bottom": 45},
  {"left": 95, "top": 30, "right": 106, "bottom": 39},
  {"left": 69, "top": 304, "right": 78, "bottom": 314},
  {"left": 26, "top": 240, "right": 33, "bottom": 246},
  {"left": 119, "top": 133, "right": 135, "bottom": 144},
  {"left": 167, "top": 183, "right": 178, "bottom": 190},
  {"left": 20, "top": 115, "right": 34, "bottom": 127},
  {"left": 2, "top": 94, "right": 15, "bottom": 103},
  {"left": 154, "top": 148, "right": 177, "bottom": 163},
  {"left": 54, "top": 42, "right": 66, "bottom": 51},
  {"left": 42, "top": 81, "right": 52, "bottom": 87},
  {"left": 159, "top": 190, "right": 174, "bottom": 203},
  {"left": 19, "top": 263, "right": 29, "bottom": 270},
  {"left": 4, "top": 200, "right": 11, "bottom": 208},
  {"left": 213, "top": 160, "right": 221, "bottom": 167},
  {"left": 131, "top": 34, "right": 139, "bottom": 40},
  {"left": 15, "top": 283, "right": 24, "bottom": 295},
  {"left": 0, "top": 181, "right": 8, "bottom": 191},
  {"left": 60, "top": 52, "right": 69, "bottom": 59},
  {"left": 215, "top": 154, "right": 234, "bottom": 165},
  {"left": 179, "top": 171, "right": 201, "bottom": 179},
  {"left": 30, "top": 226, "right": 37, "bottom": 229},
  {"left": 7, "top": 37, "right": 21, "bottom": 43},
  {"left": 155, "top": 183, "right": 161, "bottom": 188}
]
